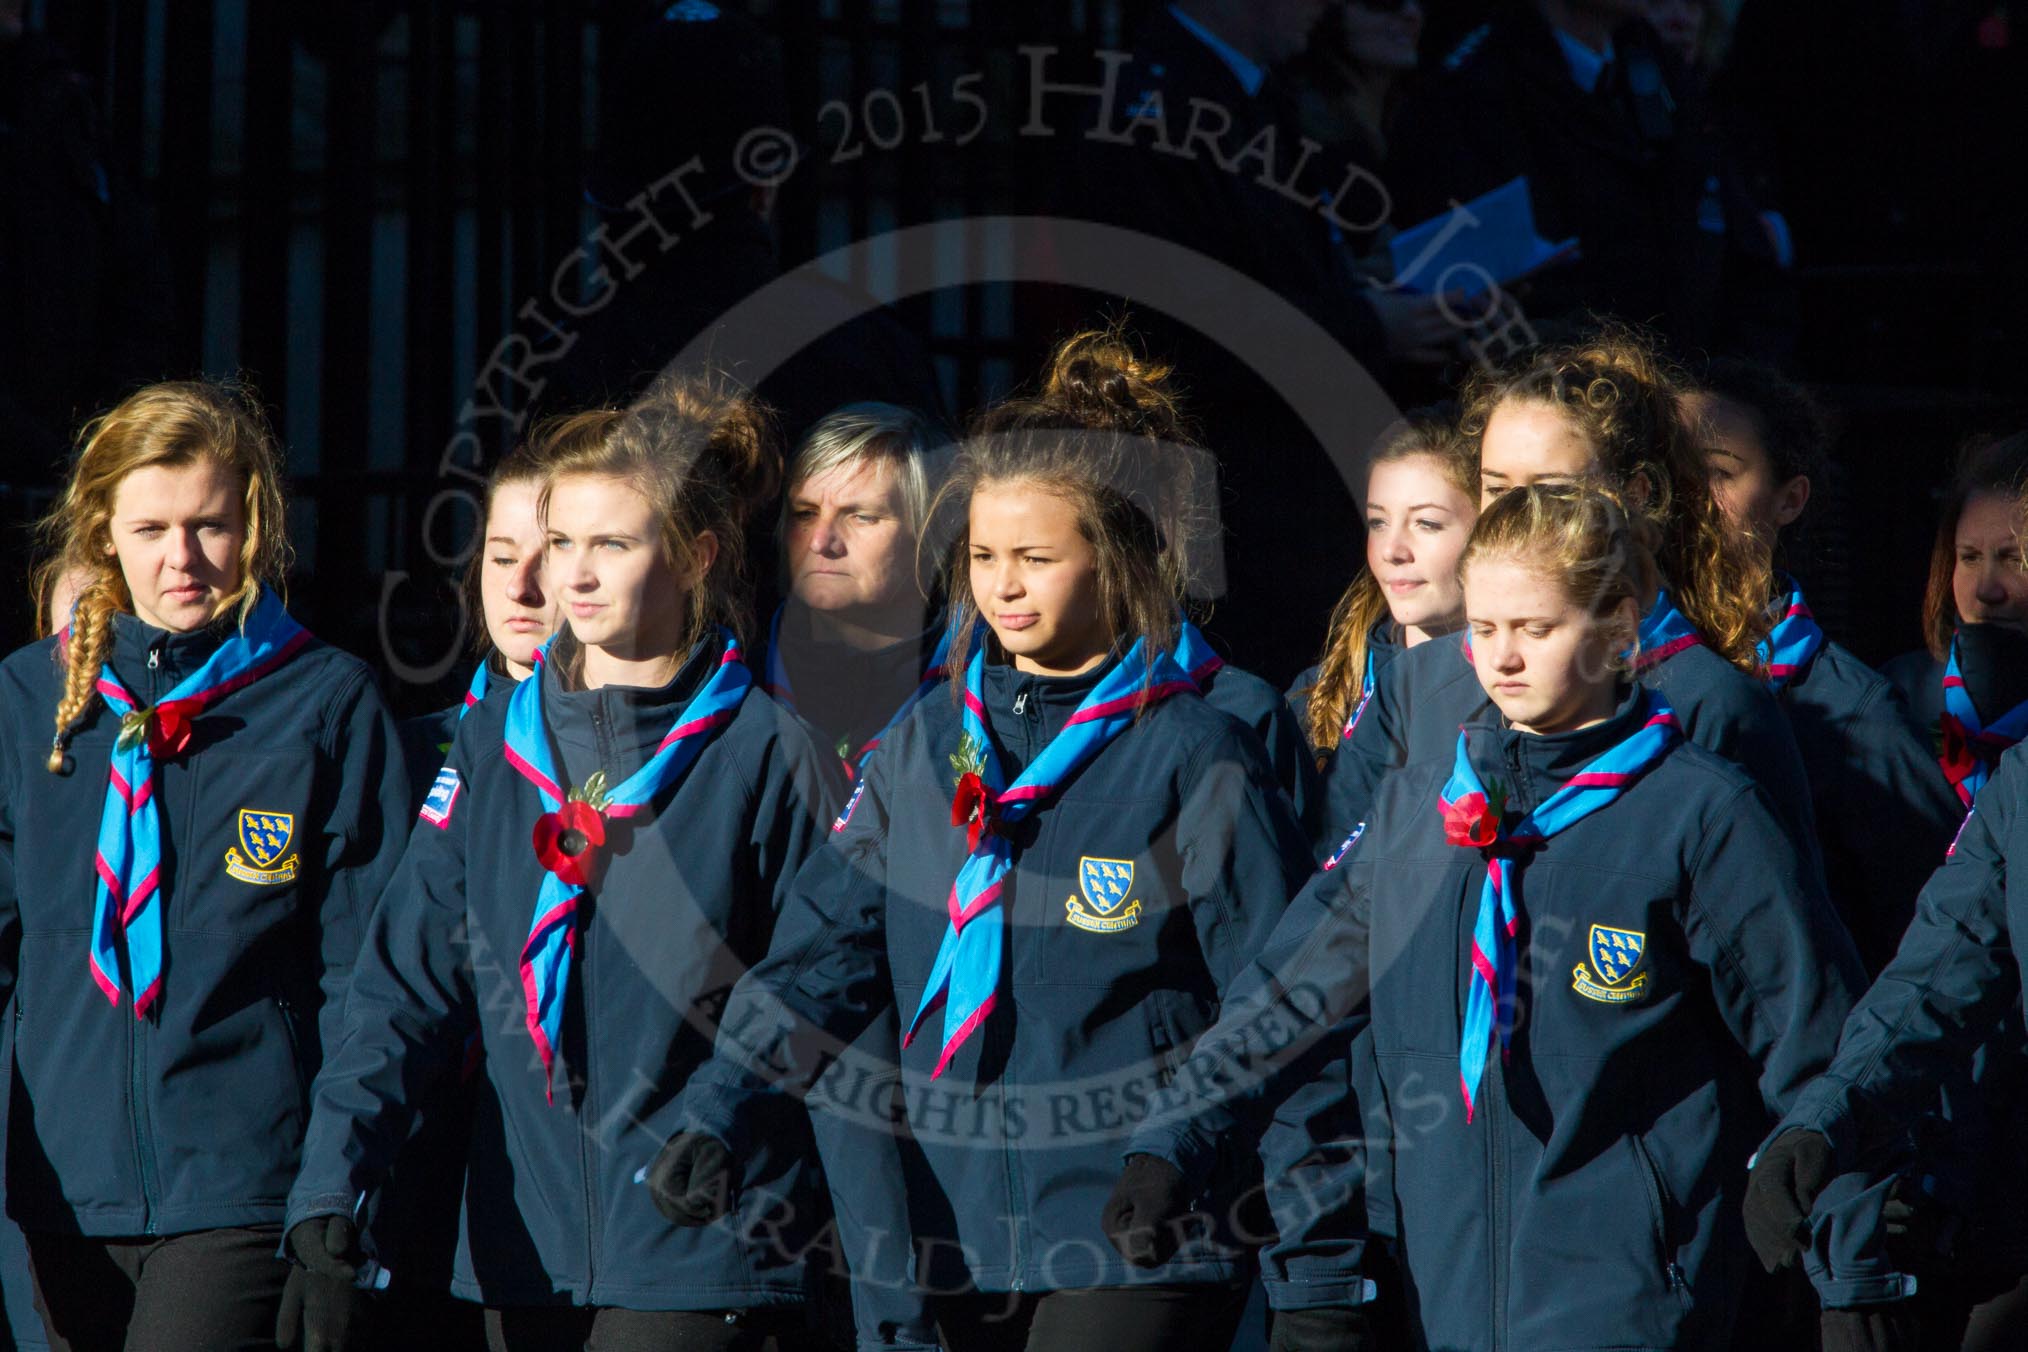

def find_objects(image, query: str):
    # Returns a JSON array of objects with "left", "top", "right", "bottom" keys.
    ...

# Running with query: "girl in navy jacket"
[
  {"left": 1288, "top": 411, "right": 1476, "bottom": 814},
  {"left": 397, "top": 440, "right": 563, "bottom": 804},
  {"left": 0, "top": 382, "right": 409, "bottom": 1351},
  {"left": 648, "top": 335, "right": 1315, "bottom": 1352},
  {"left": 1326, "top": 330, "right": 1816, "bottom": 854},
  {"left": 1118, "top": 483, "right": 1877, "bottom": 1352},
  {"left": 1264, "top": 409, "right": 1476, "bottom": 1338},
  {"left": 1685, "top": 359, "right": 1962, "bottom": 973},
  {"left": 380, "top": 442, "right": 562, "bottom": 1352},
  {"left": 284, "top": 382, "right": 841, "bottom": 1352},
  {"left": 1879, "top": 432, "right": 2028, "bottom": 809}
]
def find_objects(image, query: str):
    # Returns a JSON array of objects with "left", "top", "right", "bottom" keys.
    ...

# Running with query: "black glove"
[
  {"left": 276, "top": 1215, "right": 372, "bottom": 1352},
  {"left": 1269, "top": 1304, "right": 1375, "bottom": 1352},
  {"left": 1743, "top": 1129, "right": 1835, "bottom": 1273},
  {"left": 1820, "top": 1304, "right": 1920, "bottom": 1352},
  {"left": 1099, "top": 1153, "right": 1192, "bottom": 1269},
  {"left": 646, "top": 1131, "right": 733, "bottom": 1226}
]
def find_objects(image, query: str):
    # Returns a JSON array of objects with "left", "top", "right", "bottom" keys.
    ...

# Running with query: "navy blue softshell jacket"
[
  {"left": 286, "top": 637, "right": 840, "bottom": 1311},
  {"left": 1777, "top": 640, "right": 1961, "bottom": 973},
  {"left": 1197, "top": 661, "right": 1321, "bottom": 844},
  {"left": 1129, "top": 692, "right": 1886, "bottom": 1349},
  {"left": 673, "top": 655, "right": 1316, "bottom": 1296},
  {"left": 0, "top": 614, "right": 408, "bottom": 1238}
]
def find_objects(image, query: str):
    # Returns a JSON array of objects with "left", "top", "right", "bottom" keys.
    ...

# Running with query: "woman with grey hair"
[{"left": 760, "top": 400, "right": 954, "bottom": 778}]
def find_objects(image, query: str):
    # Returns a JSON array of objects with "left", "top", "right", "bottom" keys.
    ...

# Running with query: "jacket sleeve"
[
  {"left": 751, "top": 711, "right": 941, "bottom": 1349},
  {"left": 308, "top": 667, "right": 415, "bottom": 1074},
  {"left": 1178, "top": 723, "right": 1318, "bottom": 990},
  {"left": 751, "top": 709, "right": 845, "bottom": 923},
  {"left": 1316, "top": 659, "right": 1411, "bottom": 856},
  {"left": 1780, "top": 763, "right": 2021, "bottom": 1165},
  {"left": 1696, "top": 677, "right": 1822, "bottom": 865},
  {"left": 0, "top": 703, "right": 18, "bottom": 1014},
  {"left": 677, "top": 742, "right": 900, "bottom": 1152},
  {"left": 1682, "top": 779, "right": 1867, "bottom": 1116},
  {"left": 1679, "top": 778, "right": 1900, "bottom": 1307},
  {"left": 286, "top": 729, "right": 478, "bottom": 1237},
  {"left": 1816, "top": 679, "right": 1964, "bottom": 973},
  {"left": 1125, "top": 840, "right": 1374, "bottom": 1192}
]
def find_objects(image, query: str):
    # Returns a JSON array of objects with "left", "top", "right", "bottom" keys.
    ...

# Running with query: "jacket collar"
[
  {"left": 1466, "top": 683, "right": 1647, "bottom": 813},
  {"left": 109, "top": 608, "right": 230, "bottom": 683}
]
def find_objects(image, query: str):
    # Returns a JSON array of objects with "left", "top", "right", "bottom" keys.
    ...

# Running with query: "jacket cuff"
[
  {"left": 1804, "top": 1169, "right": 1919, "bottom": 1308},
  {"left": 1263, "top": 1271, "right": 1378, "bottom": 1310},
  {"left": 1121, "top": 1116, "right": 1224, "bottom": 1194}
]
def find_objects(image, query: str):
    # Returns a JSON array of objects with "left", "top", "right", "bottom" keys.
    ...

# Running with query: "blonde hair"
[
  {"left": 533, "top": 376, "right": 781, "bottom": 660},
  {"left": 935, "top": 326, "right": 1209, "bottom": 698},
  {"left": 33, "top": 380, "right": 293, "bottom": 773},
  {"left": 1460, "top": 326, "right": 1772, "bottom": 672},
  {"left": 783, "top": 402, "right": 947, "bottom": 541},
  {"left": 1298, "top": 412, "right": 1476, "bottom": 751},
  {"left": 1460, "top": 482, "right": 1660, "bottom": 671}
]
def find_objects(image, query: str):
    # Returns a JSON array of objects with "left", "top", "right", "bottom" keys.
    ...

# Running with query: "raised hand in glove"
[
  {"left": 1100, "top": 1153, "right": 1193, "bottom": 1269},
  {"left": 1743, "top": 1129, "right": 1835, "bottom": 1273},
  {"left": 277, "top": 1214, "right": 373, "bottom": 1352},
  {"left": 646, "top": 1131, "right": 733, "bottom": 1226}
]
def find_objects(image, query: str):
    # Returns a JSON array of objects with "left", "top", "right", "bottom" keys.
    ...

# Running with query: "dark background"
[{"left": 5, "top": 0, "right": 2024, "bottom": 711}]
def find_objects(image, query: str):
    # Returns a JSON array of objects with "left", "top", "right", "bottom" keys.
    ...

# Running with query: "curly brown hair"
[{"left": 1460, "top": 327, "right": 1772, "bottom": 672}]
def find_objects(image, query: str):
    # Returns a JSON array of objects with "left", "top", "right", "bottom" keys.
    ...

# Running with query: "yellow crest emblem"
[
  {"left": 1066, "top": 856, "right": 1142, "bottom": 934},
  {"left": 226, "top": 809, "right": 300, "bottom": 886},
  {"left": 1572, "top": 924, "right": 1648, "bottom": 1004}
]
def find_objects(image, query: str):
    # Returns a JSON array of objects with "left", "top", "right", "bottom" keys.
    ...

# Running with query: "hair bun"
[{"left": 1033, "top": 328, "right": 1191, "bottom": 444}]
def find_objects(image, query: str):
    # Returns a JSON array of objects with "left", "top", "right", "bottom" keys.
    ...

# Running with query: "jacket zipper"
[
  {"left": 129, "top": 642, "right": 167, "bottom": 1233},
  {"left": 1630, "top": 1135, "right": 1693, "bottom": 1308},
  {"left": 579, "top": 697, "right": 608, "bottom": 1296},
  {"left": 276, "top": 995, "right": 310, "bottom": 1116},
  {"left": 1003, "top": 679, "right": 1041, "bottom": 1288}
]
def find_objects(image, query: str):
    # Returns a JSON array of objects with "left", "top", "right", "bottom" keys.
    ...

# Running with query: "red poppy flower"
[
  {"left": 533, "top": 800, "right": 607, "bottom": 887},
  {"left": 1939, "top": 714, "right": 1979, "bottom": 786},
  {"left": 951, "top": 771, "right": 996, "bottom": 853},
  {"left": 1443, "top": 792, "right": 1500, "bottom": 850},
  {"left": 147, "top": 700, "right": 197, "bottom": 760}
]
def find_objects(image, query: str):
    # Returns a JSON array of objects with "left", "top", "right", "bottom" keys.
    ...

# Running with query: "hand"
[
  {"left": 1820, "top": 1304, "right": 1920, "bottom": 1352},
  {"left": 276, "top": 1216, "right": 371, "bottom": 1352},
  {"left": 646, "top": 1131, "right": 733, "bottom": 1226},
  {"left": 1270, "top": 1304, "right": 1375, "bottom": 1352},
  {"left": 1881, "top": 1173, "right": 1951, "bottom": 1268},
  {"left": 1099, "top": 1154, "right": 1192, "bottom": 1269},
  {"left": 1743, "top": 1129, "right": 1835, "bottom": 1273}
]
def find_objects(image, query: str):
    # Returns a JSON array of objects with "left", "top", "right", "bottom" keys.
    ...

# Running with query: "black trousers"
[
  {"left": 25, "top": 1226, "right": 288, "bottom": 1352},
  {"left": 482, "top": 1303, "right": 808, "bottom": 1352},
  {"left": 931, "top": 1283, "right": 1250, "bottom": 1352}
]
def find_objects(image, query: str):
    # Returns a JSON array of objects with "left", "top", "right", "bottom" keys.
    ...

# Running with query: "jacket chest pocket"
[
  {"left": 175, "top": 742, "right": 320, "bottom": 932},
  {"left": 1368, "top": 860, "right": 1473, "bottom": 1058},
  {"left": 1521, "top": 876, "right": 1681, "bottom": 1055},
  {"left": 1013, "top": 803, "right": 1179, "bottom": 989}
]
